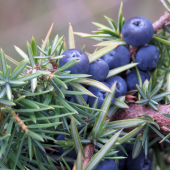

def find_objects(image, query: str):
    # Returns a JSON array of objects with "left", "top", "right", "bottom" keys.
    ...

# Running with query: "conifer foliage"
[{"left": 1, "top": 0, "right": 170, "bottom": 170}]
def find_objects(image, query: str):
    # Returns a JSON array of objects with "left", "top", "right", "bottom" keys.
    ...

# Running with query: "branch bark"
[
  {"left": 153, "top": 12, "right": 170, "bottom": 33},
  {"left": 111, "top": 104, "right": 170, "bottom": 136}
]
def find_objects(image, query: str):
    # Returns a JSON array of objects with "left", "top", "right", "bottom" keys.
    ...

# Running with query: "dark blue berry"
[
  {"left": 65, "top": 85, "right": 88, "bottom": 103},
  {"left": 59, "top": 49, "right": 89, "bottom": 74},
  {"left": 136, "top": 45, "right": 159, "bottom": 71},
  {"left": 105, "top": 76, "right": 127, "bottom": 98},
  {"left": 101, "top": 46, "right": 130, "bottom": 70},
  {"left": 125, "top": 150, "right": 152, "bottom": 170},
  {"left": 87, "top": 58, "right": 109, "bottom": 81},
  {"left": 122, "top": 16, "right": 154, "bottom": 47},
  {"left": 55, "top": 134, "right": 77, "bottom": 159},
  {"left": 88, "top": 82, "right": 115, "bottom": 109},
  {"left": 94, "top": 160, "right": 118, "bottom": 170},
  {"left": 125, "top": 70, "right": 150, "bottom": 91}
]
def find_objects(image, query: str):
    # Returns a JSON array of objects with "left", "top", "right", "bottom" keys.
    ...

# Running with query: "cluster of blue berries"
[
  {"left": 57, "top": 16, "right": 160, "bottom": 170},
  {"left": 122, "top": 16, "right": 159, "bottom": 92},
  {"left": 59, "top": 17, "right": 159, "bottom": 110},
  {"left": 59, "top": 46, "right": 129, "bottom": 109}
]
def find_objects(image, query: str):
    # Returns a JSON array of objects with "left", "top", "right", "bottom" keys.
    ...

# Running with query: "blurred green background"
[{"left": 0, "top": 0, "right": 165, "bottom": 69}]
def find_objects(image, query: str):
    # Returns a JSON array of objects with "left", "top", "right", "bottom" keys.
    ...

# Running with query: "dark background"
[{"left": 0, "top": 0, "right": 165, "bottom": 69}]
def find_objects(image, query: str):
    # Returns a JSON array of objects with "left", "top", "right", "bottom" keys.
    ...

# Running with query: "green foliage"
[
  {"left": 1, "top": 2, "right": 170, "bottom": 170},
  {"left": 136, "top": 79, "right": 170, "bottom": 110}
]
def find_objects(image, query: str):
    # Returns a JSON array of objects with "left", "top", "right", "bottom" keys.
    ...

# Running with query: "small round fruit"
[
  {"left": 88, "top": 82, "right": 115, "bottom": 109},
  {"left": 59, "top": 49, "right": 89, "bottom": 74},
  {"left": 101, "top": 45, "right": 130, "bottom": 70},
  {"left": 105, "top": 75, "right": 127, "bottom": 98},
  {"left": 55, "top": 134, "right": 77, "bottom": 159},
  {"left": 94, "top": 160, "right": 118, "bottom": 170},
  {"left": 87, "top": 58, "right": 109, "bottom": 81},
  {"left": 126, "top": 150, "right": 152, "bottom": 170},
  {"left": 122, "top": 16, "right": 154, "bottom": 47},
  {"left": 125, "top": 70, "right": 150, "bottom": 91},
  {"left": 136, "top": 45, "right": 159, "bottom": 71}
]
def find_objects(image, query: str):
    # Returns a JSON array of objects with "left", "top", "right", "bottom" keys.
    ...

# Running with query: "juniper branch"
[{"left": 82, "top": 12, "right": 170, "bottom": 170}]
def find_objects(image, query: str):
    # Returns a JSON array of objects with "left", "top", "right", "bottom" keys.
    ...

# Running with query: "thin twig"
[
  {"left": 83, "top": 144, "right": 95, "bottom": 169},
  {"left": 11, "top": 110, "right": 29, "bottom": 132}
]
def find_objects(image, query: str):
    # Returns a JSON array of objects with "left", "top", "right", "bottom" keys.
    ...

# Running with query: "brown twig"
[
  {"left": 11, "top": 110, "right": 29, "bottom": 132},
  {"left": 153, "top": 12, "right": 170, "bottom": 33},
  {"left": 83, "top": 144, "right": 95, "bottom": 169},
  {"left": 110, "top": 104, "right": 170, "bottom": 136},
  {"left": 72, "top": 137, "right": 95, "bottom": 170}
]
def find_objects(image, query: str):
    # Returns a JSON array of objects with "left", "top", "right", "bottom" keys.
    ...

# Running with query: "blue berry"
[
  {"left": 105, "top": 76, "right": 127, "bottom": 98},
  {"left": 87, "top": 58, "right": 109, "bottom": 81},
  {"left": 55, "top": 134, "right": 77, "bottom": 159},
  {"left": 122, "top": 16, "right": 154, "bottom": 47},
  {"left": 94, "top": 160, "right": 118, "bottom": 170},
  {"left": 126, "top": 150, "right": 152, "bottom": 170},
  {"left": 125, "top": 70, "right": 150, "bottom": 91},
  {"left": 59, "top": 49, "right": 89, "bottom": 74},
  {"left": 101, "top": 46, "right": 130, "bottom": 70},
  {"left": 88, "top": 82, "right": 115, "bottom": 109},
  {"left": 136, "top": 45, "right": 159, "bottom": 71}
]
